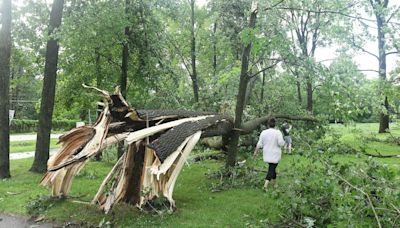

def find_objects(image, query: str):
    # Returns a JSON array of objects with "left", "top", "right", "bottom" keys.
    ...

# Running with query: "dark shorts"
[
  {"left": 284, "top": 136, "right": 292, "bottom": 145},
  {"left": 266, "top": 163, "right": 278, "bottom": 180}
]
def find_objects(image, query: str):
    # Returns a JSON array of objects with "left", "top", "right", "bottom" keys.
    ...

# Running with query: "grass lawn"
[
  {"left": 10, "top": 139, "right": 60, "bottom": 153},
  {"left": 0, "top": 158, "right": 286, "bottom": 227},
  {"left": 329, "top": 122, "right": 400, "bottom": 157},
  {"left": 1, "top": 123, "right": 399, "bottom": 226}
]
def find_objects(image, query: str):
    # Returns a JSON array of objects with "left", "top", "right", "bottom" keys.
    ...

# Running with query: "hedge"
[{"left": 10, "top": 119, "right": 79, "bottom": 133}]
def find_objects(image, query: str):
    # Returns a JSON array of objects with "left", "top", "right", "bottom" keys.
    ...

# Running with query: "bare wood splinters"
[{"left": 40, "top": 86, "right": 229, "bottom": 213}]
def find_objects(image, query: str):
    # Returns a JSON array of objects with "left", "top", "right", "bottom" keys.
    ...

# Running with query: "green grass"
[
  {"left": 10, "top": 139, "right": 60, "bottom": 153},
  {"left": 0, "top": 158, "right": 285, "bottom": 226},
  {"left": 1, "top": 123, "right": 399, "bottom": 226},
  {"left": 329, "top": 122, "right": 400, "bottom": 156}
]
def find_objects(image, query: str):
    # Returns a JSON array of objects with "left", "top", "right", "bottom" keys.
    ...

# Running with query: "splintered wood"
[{"left": 40, "top": 87, "right": 231, "bottom": 213}]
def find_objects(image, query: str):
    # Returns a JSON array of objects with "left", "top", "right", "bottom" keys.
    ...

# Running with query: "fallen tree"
[{"left": 41, "top": 86, "right": 317, "bottom": 213}]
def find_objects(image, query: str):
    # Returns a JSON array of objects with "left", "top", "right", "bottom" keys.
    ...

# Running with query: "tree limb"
[
  {"left": 240, "top": 114, "right": 318, "bottom": 134},
  {"left": 386, "top": 51, "right": 399, "bottom": 56},
  {"left": 264, "top": 0, "right": 285, "bottom": 11},
  {"left": 321, "top": 159, "right": 382, "bottom": 228},
  {"left": 248, "top": 60, "right": 281, "bottom": 78},
  {"left": 386, "top": 4, "right": 400, "bottom": 23},
  {"left": 359, "top": 69, "right": 379, "bottom": 73},
  {"left": 274, "top": 6, "right": 400, "bottom": 26},
  {"left": 350, "top": 36, "right": 379, "bottom": 60}
]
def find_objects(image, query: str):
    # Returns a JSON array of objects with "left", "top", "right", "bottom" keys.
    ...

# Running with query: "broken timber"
[
  {"left": 41, "top": 87, "right": 232, "bottom": 213},
  {"left": 40, "top": 86, "right": 317, "bottom": 213}
]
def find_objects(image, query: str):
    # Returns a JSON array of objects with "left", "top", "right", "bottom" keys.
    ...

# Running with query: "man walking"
[{"left": 253, "top": 118, "right": 285, "bottom": 191}]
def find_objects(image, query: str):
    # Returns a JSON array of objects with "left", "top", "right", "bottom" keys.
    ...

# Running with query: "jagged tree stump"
[
  {"left": 40, "top": 86, "right": 317, "bottom": 213},
  {"left": 41, "top": 87, "right": 233, "bottom": 213}
]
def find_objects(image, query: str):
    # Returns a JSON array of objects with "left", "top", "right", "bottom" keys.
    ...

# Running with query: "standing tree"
[
  {"left": 117, "top": 0, "right": 131, "bottom": 159},
  {"left": 190, "top": 0, "right": 199, "bottom": 103},
  {"left": 226, "top": 1, "right": 258, "bottom": 167},
  {"left": 368, "top": 0, "right": 399, "bottom": 133},
  {"left": 0, "top": 0, "right": 12, "bottom": 179},
  {"left": 276, "top": 0, "right": 338, "bottom": 114},
  {"left": 31, "top": 0, "right": 65, "bottom": 173},
  {"left": 341, "top": 0, "right": 399, "bottom": 132},
  {"left": 120, "top": 0, "right": 130, "bottom": 99}
]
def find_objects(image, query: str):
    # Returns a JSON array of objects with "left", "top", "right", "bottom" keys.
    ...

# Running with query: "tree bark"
[
  {"left": 94, "top": 48, "right": 103, "bottom": 161},
  {"left": 226, "top": 2, "right": 258, "bottom": 168},
  {"left": 0, "top": 0, "right": 12, "bottom": 179},
  {"left": 306, "top": 79, "right": 313, "bottom": 113},
  {"left": 190, "top": 0, "right": 199, "bottom": 103},
  {"left": 212, "top": 22, "right": 217, "bottom": 78},
  {"left": 120, "top": 31, "right": 129, "bottom": 98},
  {"left": 31, "top": 0, "right": 64, "bottom": 173},
  {"left": 118, "top": 0, "right": 131, "bottom": 158},
  {"left": 125, "top": 143, "right": 145, "bottom": 205},
  {"left": 296, "top": 73, "right": 302, "bottom": 104},
  {"left": 375, "top": 1, "right": 389, "bottom": 133},
  {"left": 379, "top": 96, "right": 389, "bottom": 133}
]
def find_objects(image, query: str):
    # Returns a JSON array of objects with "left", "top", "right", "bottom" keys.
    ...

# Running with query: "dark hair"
[{"left": 268, "top": 117, "right": 276, "bottom": 128}]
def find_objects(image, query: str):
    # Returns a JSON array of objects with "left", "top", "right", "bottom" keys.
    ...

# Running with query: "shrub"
[
  {"left": 270, "top": 153, "right": 400, "bottom": 227},
  {"left": 10, "top": 119, "right": 78, "bottom": 133}
]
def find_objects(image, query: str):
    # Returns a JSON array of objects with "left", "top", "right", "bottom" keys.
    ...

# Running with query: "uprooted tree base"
[{"left": 40, "top": 86, "right": 317, "bottom": 213}]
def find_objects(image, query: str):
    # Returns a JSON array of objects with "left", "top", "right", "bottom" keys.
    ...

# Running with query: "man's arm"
[
  {"left": 253, "top": 147, "right": 260, "bottom": 158},
  {"left": 254, "top": 133, "right": 263, "bottom": 158}
]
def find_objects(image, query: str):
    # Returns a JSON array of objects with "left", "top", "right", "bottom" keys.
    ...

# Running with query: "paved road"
[
  {"left": 0, "top": 213, "right": 54, "bottom": 228},
  {"left": 10, "top": 134, "right": 63, "bottom": 142},
  {"left": 9, "top": 133, "right": 62, "bottom": 160},
  {"left": 10, "top": 149, "right": 59, "bottom": 160}
]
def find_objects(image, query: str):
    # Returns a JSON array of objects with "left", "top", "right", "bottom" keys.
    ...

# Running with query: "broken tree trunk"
[
  {"left": 41, "top": 87, "right": 232, "bottom": 212},
  {"left": 40, "top": 86, "right": 317, "bottom": 213}
]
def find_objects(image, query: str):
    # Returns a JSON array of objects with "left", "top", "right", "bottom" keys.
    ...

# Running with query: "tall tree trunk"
[
  {"left": 226, "top": 2, "right": 258, "bottom": 168},
  {"left": 259, "top": 71, "right": 266, "bottom": 117},
  {"left": 379, "top": 96, "right": 389, "bottom": 133},
  {"left": 296, "top": 74, "right": 302, "bottom": 104},
  {"left": 0, "top": 0, "right": 12, "bottom": 179},
  {"left": 94, "top": 48, "right": 102, "bottom": 161},
  {"left": 306, "top": 79, "right": 313, "bottom": 113},
  {"left": 190, "top": 0, "right": 199, "bottom": 103},
  {"left": 118, "top": 0, "right": 131, "bottom": 158},
  {"left": 31, "top": 0, "right": 64, "bottom": 173},
  {"left": 376, "top": 3, "right": 389, "bottom": 133},
  {"left": 120, "top": 33, "right": 129, "bottom": 99},
  {"left": 212, "top": 22, "right": 217, "bottom": 78}
]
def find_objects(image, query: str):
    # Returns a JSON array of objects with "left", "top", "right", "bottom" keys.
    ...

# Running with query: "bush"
[
  {"left": 10, "top": 119, "right": 78, "bottom": 133},
  {"left": 269, "top": 153, "right": 400, "bottom": 227}
]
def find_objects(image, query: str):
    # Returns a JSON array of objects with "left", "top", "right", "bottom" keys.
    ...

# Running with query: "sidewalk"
[{"left": 10, "top": 133, "right": 63, "bottom": 142}]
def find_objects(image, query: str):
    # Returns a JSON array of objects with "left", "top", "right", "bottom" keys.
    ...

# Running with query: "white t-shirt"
[{"left": 256, "top": 128, "right": 285, "bottom": 164}]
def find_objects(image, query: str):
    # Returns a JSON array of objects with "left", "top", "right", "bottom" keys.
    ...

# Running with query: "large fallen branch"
[
  {"left": 40, "top": 88, "right": 233, "bottom": 212},
  {"left": 40, "top": 86, "right": 320, "bottom": 213}
]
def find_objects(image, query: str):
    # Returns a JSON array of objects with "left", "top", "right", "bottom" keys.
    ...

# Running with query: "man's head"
[{"left": 268, "top": 117, "right": 276, "bottom": 128}]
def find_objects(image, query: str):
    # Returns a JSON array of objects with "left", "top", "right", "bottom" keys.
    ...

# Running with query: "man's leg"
[
  {"left": 271, "top": 163, "right": 278, "bottom": 187},
  {"left": 264, "top": 163, "right": 278, "bottom": 191},
  {"left": 287, "top": 137, "right": 292, "bottom": 154}
]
